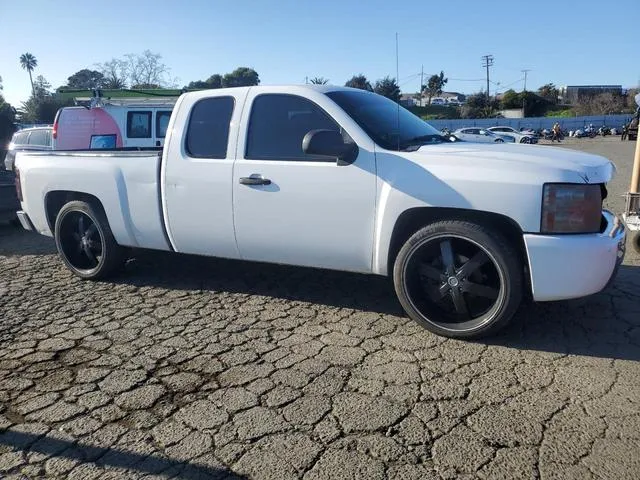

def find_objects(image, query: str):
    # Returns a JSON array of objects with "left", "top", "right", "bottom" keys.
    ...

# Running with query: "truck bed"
[{"left": 15, "top": 149, "right": 171, "bottom": 251}]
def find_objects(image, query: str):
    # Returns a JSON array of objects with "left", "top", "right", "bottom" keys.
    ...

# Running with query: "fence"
[{"left": 426, "top": 114, "right": 634, "bottom": 132}]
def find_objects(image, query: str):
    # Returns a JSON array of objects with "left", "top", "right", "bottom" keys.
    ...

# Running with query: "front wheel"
[
  {"left": 494, "top": 138, "right": 504, "bottom": 143},
  {"left": 54, "top": 200, "right": 125, "bottom": 280},
  {"left": 393, "top": 221, "right": 523, "bottom": 338},
  {"left": 520, "top": 137, "right": 530, "bottom": 144}
]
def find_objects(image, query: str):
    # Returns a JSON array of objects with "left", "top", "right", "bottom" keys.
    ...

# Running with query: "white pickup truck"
[{"left": 14, "top": 85, "right": 626, "bottom": 339}]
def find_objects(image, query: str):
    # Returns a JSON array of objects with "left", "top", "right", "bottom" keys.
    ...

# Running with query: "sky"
[{"left": 1, "top": 0, "right": 638, "bottom": 106}]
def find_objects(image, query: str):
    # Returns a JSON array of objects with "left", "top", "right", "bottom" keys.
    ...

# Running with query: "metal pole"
[
  {"left": 421, "top": 64, "right": 424, "bottom": 105},
  {"left": 631, "top": 133, "right": 640, "bottom": 193}
]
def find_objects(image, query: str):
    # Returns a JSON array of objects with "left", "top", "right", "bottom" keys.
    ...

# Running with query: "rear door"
[{"left": 162, "top": 91, "right": 247, "bottom": 258}]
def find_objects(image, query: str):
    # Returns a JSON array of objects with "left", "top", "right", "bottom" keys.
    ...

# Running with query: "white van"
[{"left": 53, "top": 99, "right": 176, "bottom": 150}]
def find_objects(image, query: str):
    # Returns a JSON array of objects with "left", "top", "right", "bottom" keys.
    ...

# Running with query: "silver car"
[
  {"left": 452, "top": 128, "right": 515, "bottom": 143},
  {"left": 488, "top": 126, "right": 538, "bottom": 144},
  {"left": 4, "top": 126, "right": 54, "bottom": 172}
]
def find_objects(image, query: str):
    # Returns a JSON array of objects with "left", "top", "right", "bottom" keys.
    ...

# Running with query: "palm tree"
[
  {"left": 309, "top": 77, "right": 329, "bottom": 85},
  {"left": 19, "top": 53, "right": 38, "bottom": 97}
]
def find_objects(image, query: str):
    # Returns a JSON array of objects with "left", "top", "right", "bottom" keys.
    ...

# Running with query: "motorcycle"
[{"left": 598, "top": 126, "right": 611, "bottom": 136}]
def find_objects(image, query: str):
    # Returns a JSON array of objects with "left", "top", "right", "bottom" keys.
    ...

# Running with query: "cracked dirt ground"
[{"left": 0, "top": 137, "right": 639, "bottom": 479}]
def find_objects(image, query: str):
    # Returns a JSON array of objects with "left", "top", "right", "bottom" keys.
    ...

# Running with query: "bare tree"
[
  {"left": 96, "top": 59, "right": 129, "bottom": 89},
  {"left": 125, "top": 50, "right": 171, "bottom": 87},
  {"left": 574, "top": 93, "right": 625, "bottom": 116}
]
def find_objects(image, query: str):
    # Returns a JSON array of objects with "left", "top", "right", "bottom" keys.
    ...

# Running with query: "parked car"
[
  {"left": 4, "top": 126, "right": 54, "bottom": 171},
  {"left": 0, "top": 168, "right": 19, "bottom": 224},
  {"left": 14, "top": 85, "right": 625, "bottom": 339},
  {"left": 452, "top": 128, "right": 515, "bottom": 143},
  {"left": 488, "top": 126, "right": 538, "bottom": 144}
]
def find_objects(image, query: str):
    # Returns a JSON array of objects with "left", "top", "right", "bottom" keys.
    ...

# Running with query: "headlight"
[{"left": 541, "top": 184, "right": 602, "bottom": 233}]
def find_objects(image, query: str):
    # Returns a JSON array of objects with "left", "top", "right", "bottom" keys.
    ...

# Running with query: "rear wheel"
[
  {"left": 494, "top": 138, "right": 504, "bottom": 143},
  {"left": 54, "top": 200, "right": 125, "bottom": 280},
  {"left": 632, "top": 232, "right": 640, "bottom": 255},
  {"left": 393, "top": 221, "right": 523, "bottom": 338},
  {"left": 520, "top": 137, "right": 530, "bottom": 144}
]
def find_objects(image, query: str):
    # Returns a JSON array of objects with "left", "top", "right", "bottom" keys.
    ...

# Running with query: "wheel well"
[
  {"left": 387, "top": 207, "right": 531, "bottom": 296},
  {"left": 45, "top": 191, "right": 106, "bottom": 232}
]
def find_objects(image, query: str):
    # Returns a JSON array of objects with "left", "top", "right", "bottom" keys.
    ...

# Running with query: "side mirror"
[{"left": 302, "top": 129, "right": 358, "bottom": 166}]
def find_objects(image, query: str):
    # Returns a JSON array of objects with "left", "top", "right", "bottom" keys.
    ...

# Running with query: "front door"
[{"left": 233, "top": 92, "right": 377, "bottom": 273}]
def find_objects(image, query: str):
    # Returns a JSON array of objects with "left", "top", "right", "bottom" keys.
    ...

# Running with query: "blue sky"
[{"left": 1, "top": 0, "right": 638, "bottom": 106}]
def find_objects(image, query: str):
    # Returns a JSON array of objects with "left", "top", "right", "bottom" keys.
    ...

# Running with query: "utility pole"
[
  {"left": 420, "top": 64, "right": 424, "bottom": 105},
  {"left": 521, "top": 69, "right": 531, "bottom": 91},
  {"left": 481, "top": 54, "right": 494, "bottom": 101},
  {"left": 521, "top": 69, "right": 531, "bottom": 117}
]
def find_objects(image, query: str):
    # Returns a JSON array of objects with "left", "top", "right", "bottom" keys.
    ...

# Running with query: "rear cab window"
[
  {"left": 185, "top": 97, "right": 234, "bottom": 158},
  {"left": 127, "top": 111, "right": 152, "bottom": 138}
]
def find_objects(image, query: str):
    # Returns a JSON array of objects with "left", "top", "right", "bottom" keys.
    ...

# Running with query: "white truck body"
[{"left": 14, "top": 85, "right": 626, "bottom": 337}]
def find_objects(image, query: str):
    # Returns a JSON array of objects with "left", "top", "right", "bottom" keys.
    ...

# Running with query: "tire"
[
  {"left": 520, "top": 137, "right": 528, "bottom": 144},
  {"left": 632, "top": 232, "right": 640, "bottom": 255},
  {"left": 54, "top": 200, "right": 125, "bottom": 280},
  {"left": 495, "top": 138, "right": 504, "bottom": 143},
  {"left": 393, "top": 220, "right": 523, "bottom": 339}
]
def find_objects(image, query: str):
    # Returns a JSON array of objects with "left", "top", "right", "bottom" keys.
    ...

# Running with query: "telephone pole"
[
  {"left": 521, "top": 69, "right": 531, "bottom": 91},
  {"left": 521, "top": 69, "right": 531, "bottom": 117},
  {"left": 481, "top": 54, "right": 494, "bottom": 101},
  {"left": 420, "top": 64, "right": 424, "bottom": 104}
]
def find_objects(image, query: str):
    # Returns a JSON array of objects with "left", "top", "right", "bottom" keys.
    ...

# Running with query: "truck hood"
[{"left": 414, "top": 142, "right": 615, "bottom": 183}]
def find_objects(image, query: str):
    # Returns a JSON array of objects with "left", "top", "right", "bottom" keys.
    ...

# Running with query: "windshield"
[{"left": 326, "top": 90, "right": 444, "bottom": 151}]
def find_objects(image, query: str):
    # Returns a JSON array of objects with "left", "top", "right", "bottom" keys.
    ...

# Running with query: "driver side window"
[{"left": 246, "top": 94, "right": 341, "bottom": 161}]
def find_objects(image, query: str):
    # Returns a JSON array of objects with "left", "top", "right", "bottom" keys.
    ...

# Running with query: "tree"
[
  {"left": 186, "top": 73, "right": 223, "bottom": 90},
  {"left": 64, "top": 69, "right": 105, "bottom": 89},
  {"left": 500, "top": 89, "right": 521, "bottom": 109},
  {"left": 538, "top": 83, "right": 559, "bottom": 104},
  {"left": 96, "top": 59, "right": 128, "bottom": 89},
  {"left": 461, "top": 92, "right": 499, "bottom": 118},
  {"left": 0, "top": 92, "right": 16, "bottom": 161},
  {"left": 422, "top": 71, "right": 448, "bottom": 105},
  {"left": 125, "top": 50, "right": 172, "bottom": 87},
  {"left": 309, "top": 77, "right": 329, "bottom": 85},
  {"left": 374, "top": 76, "right": 401, "bottom": 102},
  {"left": 345, "top": 74, "right": 373, "bottom": 91},
  {"left": 222, "top": 67, "right": 260, "bottom": 88},
  {"left": 19, "top": 53, "right": 38, "bottom": 97},
  {"left": 574, "top": 93, "right": 625, "bottom": 116},
  {"left": 33, "top": 76, "right": 51, "bottom": 97}
]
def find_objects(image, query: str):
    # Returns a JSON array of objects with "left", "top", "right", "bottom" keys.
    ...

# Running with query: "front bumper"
[{"left": 523, "top": 210, "right": 626, "bottom": 301}]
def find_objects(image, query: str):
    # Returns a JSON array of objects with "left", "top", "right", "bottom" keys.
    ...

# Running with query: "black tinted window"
[
  {"left": 186, "top": 97, "right": 234, "bottom": 158},
  {"left": 156, "top": 111, "right": 172, "bottom": 138},
  {"left": 127, "top": 111, "right": 151, "bottom": 138},
  {"left": 246, "top": 94, "right": 340, "bottom": 161}
]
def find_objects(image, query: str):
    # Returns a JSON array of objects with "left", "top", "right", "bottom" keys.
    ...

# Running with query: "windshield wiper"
[{"left": 399, "top": 134, "right": 447, "bottom": 151}]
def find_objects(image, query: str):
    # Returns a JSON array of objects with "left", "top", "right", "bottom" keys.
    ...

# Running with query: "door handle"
[{"left": 239, "top": 174, "right": 271, "bottom": 186}]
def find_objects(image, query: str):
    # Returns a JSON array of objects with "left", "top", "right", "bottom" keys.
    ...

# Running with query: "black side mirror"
[{"left": 302, "top": 129, "right": 358, "bottom": 166}]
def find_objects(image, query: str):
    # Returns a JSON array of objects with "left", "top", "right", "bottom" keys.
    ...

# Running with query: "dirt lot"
[{"left": 0, "top": 137, "right": 639, "bottom": 479}]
